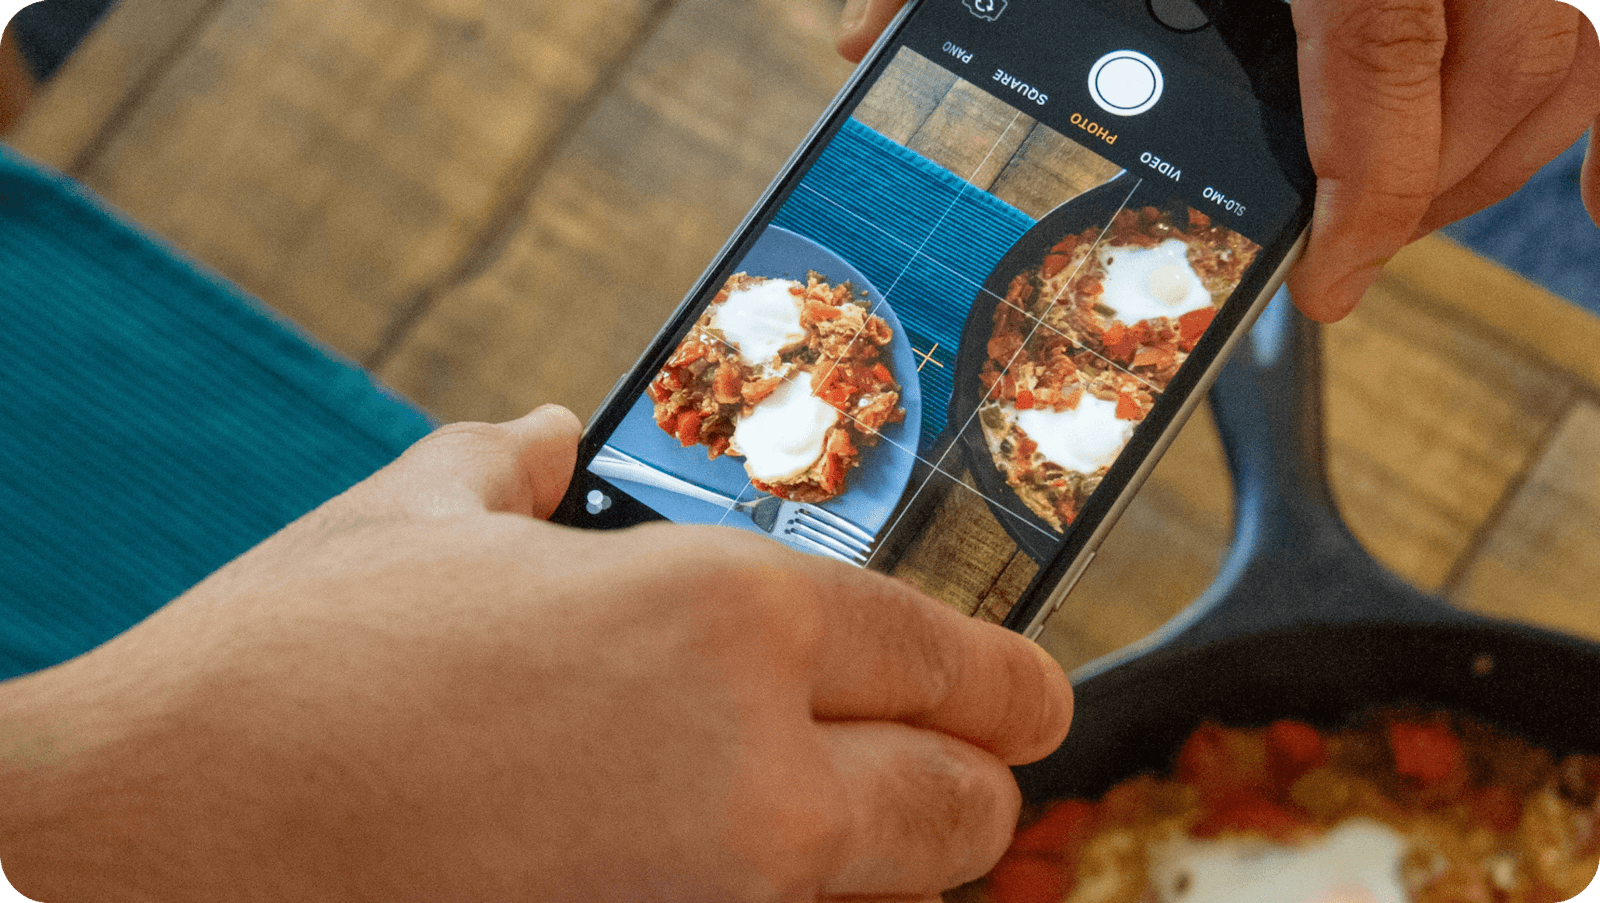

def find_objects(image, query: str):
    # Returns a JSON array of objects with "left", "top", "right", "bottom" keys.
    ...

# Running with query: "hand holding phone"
[
  {"left": 849, "top": 0, "right": 1600, "bottom": 326},
  {"left": 0, "top": 405, "right": 1072, "bottom": 901},
  {"left": 555, "top": 0, "right": 1318, "bottom": 637}
]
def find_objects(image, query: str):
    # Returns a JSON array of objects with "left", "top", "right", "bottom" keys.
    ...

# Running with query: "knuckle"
[
  {"left": 1332, "top": 0, "right": 1447, "bottom": 85},
  {"left": 991, "top": 637, "right": 1066, "bottom": 755},
  {"left": 618, "top": 523, "right": 829, "bottom": 642},
  {"left": 404, "top": 421, "right": 519, "bottom": 468},
  {"left": 884, "top": 591, "right": 966, "bottom": 713},
  {"left": 894, "top": 740, "right": 1022, "bottom": 884},
  {"left": 1510, "top": 8, "right": 1582, "bottom": 86}
]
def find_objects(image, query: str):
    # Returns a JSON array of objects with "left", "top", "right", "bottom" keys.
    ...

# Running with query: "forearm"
[{"left": 0, "top": 649, "right": 250, "bottom": 902}]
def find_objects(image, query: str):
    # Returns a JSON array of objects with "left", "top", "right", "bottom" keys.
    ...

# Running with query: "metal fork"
[{"left": 590, "top": 445, "right": 875, "bottom": 565}]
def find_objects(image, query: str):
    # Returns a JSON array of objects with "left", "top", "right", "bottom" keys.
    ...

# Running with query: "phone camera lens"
[{"left": 1148, "top": 0, "right": 1210, "bottom": 32}]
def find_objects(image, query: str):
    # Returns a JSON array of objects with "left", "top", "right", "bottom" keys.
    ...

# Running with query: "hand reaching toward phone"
[
  {"left": 838, "top": 0, "right": 1600, "bottom": 323},
  {"left": 0, "top": 406, "right": 1072, "bottom": 902},
  {"left": 1286, "top": 0, "right": 1599, "bottom": 321}
]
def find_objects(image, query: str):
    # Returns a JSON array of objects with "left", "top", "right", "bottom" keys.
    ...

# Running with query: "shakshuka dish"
[
  {"left": 978, "top": 207, "right": 1258, "bottom": 531},
  {"left": 648, "top": 272, "right": 905, "bottom": 503},
  {"left": 981, "top": 711, "right": 1600, "bottom": 903}
]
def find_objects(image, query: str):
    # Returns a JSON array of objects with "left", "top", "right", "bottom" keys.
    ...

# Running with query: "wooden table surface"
[{"left": 5, "top": 0, "right": 1599, "bottom": 672}]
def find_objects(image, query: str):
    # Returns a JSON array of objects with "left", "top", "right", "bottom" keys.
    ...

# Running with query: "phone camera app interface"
[
  {"left": 575, "top": 1, "right": 1309, "bottom": 624},
  {"left": 964, "top": 0, "right": 1008, "bottom": 22},
  {"left": 1088, "top": 50, "right": 1164, "bottom": 116}
]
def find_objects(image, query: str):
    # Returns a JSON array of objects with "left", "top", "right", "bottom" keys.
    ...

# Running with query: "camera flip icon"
[{"left": 963, "top": 0, "right": 1008, "bottom": 21}]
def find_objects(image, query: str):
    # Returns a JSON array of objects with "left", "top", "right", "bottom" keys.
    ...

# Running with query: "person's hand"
[
  {"left": 0, "top": 406, "right": 1072, "bottom": 902},
  {"left": 835, "top": 0, "right": 1600, "bottom": 323},
  {"left": 1288, "top": 0, "right": 1599, "bottom": 321}
]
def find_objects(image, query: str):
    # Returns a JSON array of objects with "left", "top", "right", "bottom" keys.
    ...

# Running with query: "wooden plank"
[
  {"left": 891, "top": 469, "right": 1026, "bottom": 616},
  {"left": 377, "top": 0, "right": 857, "bottom": 424},
  {"left": 1450, "top": 400, "right": 1600, "bottom": 640},
  {"left": 987, "top": 124, "right": 1122, "bottom": 219},
  {"left": 0, "top": 22, "right": 35, "bottom": 136},
  {"left": 849, "top": 45, "right": 1121, "bottom": 214},
  {"left": 1386, "top": 235, "right": 1600, "bottom": 390},
  {"left": 849, "top": 46, "right": 957, "bottom": 145},
  {"left": 5, "top": 0, "right": 224, "bottom": 169},
  {"left": 904, "top": 79, "right": 1031, "bottom": 190},
  {"left": 1321, "top": 273, "right": 1575, "bottom": 591},
  {"left": 34, "top": 0, "right": 666, "bottom": 362}
]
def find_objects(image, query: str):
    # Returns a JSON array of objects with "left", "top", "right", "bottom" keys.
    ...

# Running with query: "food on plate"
[
  {"left": 983, "top": 711, "right": 1600, "bottom": 903},
  {"left": 978, "top": 206, "right": 1258, "bottom": 531},
  {"left": 647, "top": 271, "right": 905, "bottom": 502}
]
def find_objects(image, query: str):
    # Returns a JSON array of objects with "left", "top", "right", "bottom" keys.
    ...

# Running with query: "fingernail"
[{"left": 842, "top": 0, "right": 869, "bottom": 30}]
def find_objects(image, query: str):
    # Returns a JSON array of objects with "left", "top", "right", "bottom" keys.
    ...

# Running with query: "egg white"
[
  {"left": 1010, "top": 394, "right": 1134, "bottom": 474},
  {"left": 731, "top": 377, "right": 840, "bottom": 482},
  {"left": 712, "top": 279, "right": 807, "bottom": 367},
  {"left": 1147, "top": 818, "right": 1410, "bottom": 903},
  {"left": 1097, "top": 239, "right": 1213, "bottom": 324}
]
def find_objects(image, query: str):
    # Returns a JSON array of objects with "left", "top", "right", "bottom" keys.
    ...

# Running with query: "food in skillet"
[
  {"left": 984, "top": 711, "right": 1600, "bottom": 903},
  {"left": 647, "top": 272, "right": 905, "bottom": 503},
  {"left": 977, "top": 207, "right": 1258, "bottom": 531}
]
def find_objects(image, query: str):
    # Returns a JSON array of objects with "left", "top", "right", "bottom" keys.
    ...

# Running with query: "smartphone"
[{"left": 550, "top": 0, "right": 1316, "bottom": 639}]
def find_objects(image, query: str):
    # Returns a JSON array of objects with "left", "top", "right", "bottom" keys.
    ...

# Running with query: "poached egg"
[
  {"left": 1147, "top": 819, "right": 1411, "bottom": 903},
  {"left": 732, "top": 376, "right": 840, "bottom": 482},
  {"left": 1011, "top": 394, "right": 1134, "bottom": 474},
  {"left": 711, "top": 279, "right": 807, "bottom": 368},
  {"left": 1097, "top": 239, "right": 1213, "bottom": 324}
]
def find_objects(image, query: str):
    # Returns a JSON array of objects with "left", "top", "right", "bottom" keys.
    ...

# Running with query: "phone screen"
[{"left": 554, "top": 0, "right": 1315, "bottom": 627}]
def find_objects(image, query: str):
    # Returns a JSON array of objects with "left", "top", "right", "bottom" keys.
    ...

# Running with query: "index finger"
[
  {"left": 1287, "top": 0, "right": 1448, "bottom": 323},
  {"left": 807, "top": 566, "right": 1073, "bottom": 766}
]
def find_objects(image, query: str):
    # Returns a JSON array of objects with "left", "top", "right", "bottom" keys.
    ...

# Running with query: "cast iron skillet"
[
  {"left": 1013, "top": 290, "right": 1600, "bottom": 811},
  {"left": 948, "top": 171, "right": 1190, "bottom": 563}
]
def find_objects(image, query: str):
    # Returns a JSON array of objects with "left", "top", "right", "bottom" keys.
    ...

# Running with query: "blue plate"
[{"left": 599, "top": 225, "right": 923, "bottom": 548}]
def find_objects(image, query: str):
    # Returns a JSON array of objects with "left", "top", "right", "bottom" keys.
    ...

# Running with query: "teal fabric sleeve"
[
  {"left": 771, "top": 118, "right": 1036, "bottom": 450},
  {"left": 0, "top": 147, "right": 435, "bottom": 680}
]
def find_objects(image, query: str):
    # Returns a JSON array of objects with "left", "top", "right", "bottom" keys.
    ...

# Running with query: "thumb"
[
  {"left": 372, "top": 405, "right": 582, "bottom": 520},
  {"left": 1286, "top": 0, "right": 1447, "bottom": 323},
  {"left": 837, "top": 0, "right": 906, "bottom": 62}
]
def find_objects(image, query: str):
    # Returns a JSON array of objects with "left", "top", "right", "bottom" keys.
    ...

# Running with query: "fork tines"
[{"left": 785, "top": 507, "right": 874, "bottom": 566}]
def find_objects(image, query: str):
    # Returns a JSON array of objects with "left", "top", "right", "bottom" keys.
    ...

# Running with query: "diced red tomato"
[
  {"left": 805, "top": 300, "right": 841, "bottom": 320},
  {"left": 871, "top": 363, "right": 893, "bottom": 384},
  {"left": 1179, "top": 306, "right": 1216, "bottom": 351},
  {"left": 822, "top": 386, "right": 853, "bottom": 410},
  {"left": 1115, "top": 392, "right": 1142, "bottom": 420},
  {"left": 674, "top": 411, "right": 703, "bottom": 447},
  {"left": 1011, "top": 800, "right": 1097, "bottom": 854},
  {"left": 986, "top": 855, "right": 1070, "bottom": 903},
  {"left": 1469, "top": 785, "right": 1522, "bottom": 833},
  {"left": 1042, "top": 253, "right": 1070, "bottom": 278},
  {"left": 1177, "top": 723, "right": 1272, "bottom": 804},
  {"left": 1016, "top": 389, "right": 1035, "bottom": 410},
  {"left": 1389, "top": 721, "right": 1464, "bottom": 787},
  {"left": 1265, "top": 720, "right": 1328, "bottom": 790},
  {"left": 1192, "top": 793, "right": 1313, "bottom": 843},
  {"left": 1102, "top": 323, "right": 1136, "bottom": 360}
]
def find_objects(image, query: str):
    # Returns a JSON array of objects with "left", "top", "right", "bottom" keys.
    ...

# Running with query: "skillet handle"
[
  {"left": 1209, "top": 288, "right": 1339, "bottom": 543},
  {"left": 1070, "top": 290, "right": 1464, "bottom": 679}
]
